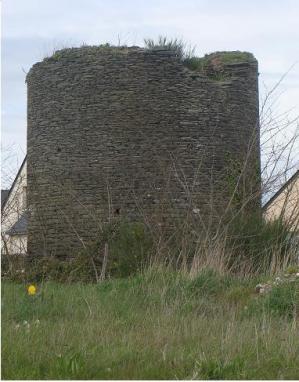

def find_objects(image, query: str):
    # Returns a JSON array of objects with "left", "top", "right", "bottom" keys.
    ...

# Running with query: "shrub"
[
  {"left": 225, "top": 214, "right": 296, "bottom": 273},
  {"left": 225, "top": 285, "right": 253, "bottom": 307},
  {"left": 244, "top": 281, "right": 298, "bottom": 319},
  {"left": 108, "top": 221, "right": 153, "bottom": 278},
  {"left": 17, "top": 220, "right": 154, "bottom": 283},
  {"left": 187, "top": 268, "right": 233, "bottom": 296},
  {"left": 24, "top": 254, "right": 97, "bottom": 283},
  {"left": 1, "top": 254, "right": 27, "bottom": 281},
  {"left": 264, "top": 283, "right": 298, "bottom": 318}
]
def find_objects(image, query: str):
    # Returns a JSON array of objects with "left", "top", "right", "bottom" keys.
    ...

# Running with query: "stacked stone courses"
[{"left": 27, "top": 46, "right": 260, "bottom": 258}]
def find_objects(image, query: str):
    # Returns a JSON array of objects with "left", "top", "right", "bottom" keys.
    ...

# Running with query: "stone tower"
[{"left": 27, "top": 46, "right": 260, "bottom": 258}]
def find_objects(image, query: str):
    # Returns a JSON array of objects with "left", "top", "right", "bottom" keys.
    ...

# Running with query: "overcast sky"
[{"left": 2, "top": 0, "right": 299, "bottom": 185}]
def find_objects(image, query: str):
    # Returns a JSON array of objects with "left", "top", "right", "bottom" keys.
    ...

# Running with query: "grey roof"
[
  {"left": 6, "top": 211, "right": 28, "bottom": 236},
  {"left": 1, "top": 190, "right": 9, "bottom": 208}
]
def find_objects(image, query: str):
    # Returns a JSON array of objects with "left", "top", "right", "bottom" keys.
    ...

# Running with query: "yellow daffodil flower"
[{"left": 27, "top": 285, "right": 37, "bottom": 295}]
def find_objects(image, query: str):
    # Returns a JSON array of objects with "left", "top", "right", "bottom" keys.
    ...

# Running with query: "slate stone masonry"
[{"left": 27, "top": 46, "right": 260, "bottom": 258}]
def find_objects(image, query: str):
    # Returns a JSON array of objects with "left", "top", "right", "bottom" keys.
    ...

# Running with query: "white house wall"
[
  {"left": 1, "top": 160, "right": 27, "bottom": 255},
  {"left": 264, "top": 174, "right": 299, "bottom": 231}
]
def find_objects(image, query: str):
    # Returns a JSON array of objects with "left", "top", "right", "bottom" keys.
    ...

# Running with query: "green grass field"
[{"left": 2, "top": 267, "right": 299, "bottom": 379}]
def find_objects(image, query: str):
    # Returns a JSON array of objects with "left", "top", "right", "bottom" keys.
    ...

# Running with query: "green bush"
[
  {"left": 226, "top": 214, "right": 295, "bottom": 272},
  {"left": 244, "top": 282, "right": 298, "bottom": 319},
  {"left": 2, "top": 257, "right": 23, "bottom": 281},
  {"left": 24, "top": 254, "right": 98, "bottom": 283},
  {"left": 187, "top": 268, "right": 233, "bottom": 296},
  {"left": 17, "top": 220, "right": 154, "bottom": 283},
  {"left": 108, "top": 221, "right": 153, "bottom": 277},
  {"left": 225, "top": 285, "right": 252, "bottom": 307},
  {"left": 264, "top": 283, "right": 298, "bottom": 318}
]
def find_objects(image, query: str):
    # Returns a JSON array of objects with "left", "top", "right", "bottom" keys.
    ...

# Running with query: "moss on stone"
[
  {"left": 183, "top": 51, "right": 255, "bottom": 81},
  {"left": 183, "top": 51, "right": 254, "bottom": 72},
  {"left": 43, "top": 44, "right": 132, "bottom": 63},
  {"left": 208, "top": 51, "right": 255, "bottom": 63}
]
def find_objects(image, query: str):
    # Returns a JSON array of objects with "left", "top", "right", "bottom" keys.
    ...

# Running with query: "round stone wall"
[{"left": 27, "top": 46, "right": 260, "bottom": 258}]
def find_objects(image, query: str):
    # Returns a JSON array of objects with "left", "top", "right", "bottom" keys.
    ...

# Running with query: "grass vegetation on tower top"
[
  {"left": 41, "top": 36, "right": 255, "bottom": 76},
  {"left": 143, "top": 36, "right": 255, "bottom": 75}
]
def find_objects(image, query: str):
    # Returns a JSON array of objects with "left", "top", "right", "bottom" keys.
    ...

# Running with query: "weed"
[
  {"left": 196, "top": 357, "right": 245, "bottom": 379},
  {"left": 225, "top": 214, "right": 295, "bottom": 273},
  {"left": 144, "top": 36, "right": 195, "bottom": 60},
  {"left": 2, "top": 269, "right": 299, "bottom": 379},
  {"left": 244, "top": 281, "right": 298, "bottom": 319},
  {"left": 264, "top": 282, "right": 298, "bottom": 317},
  {"left": 187, "top": 268, "right": 232, "bottom": 296}
]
